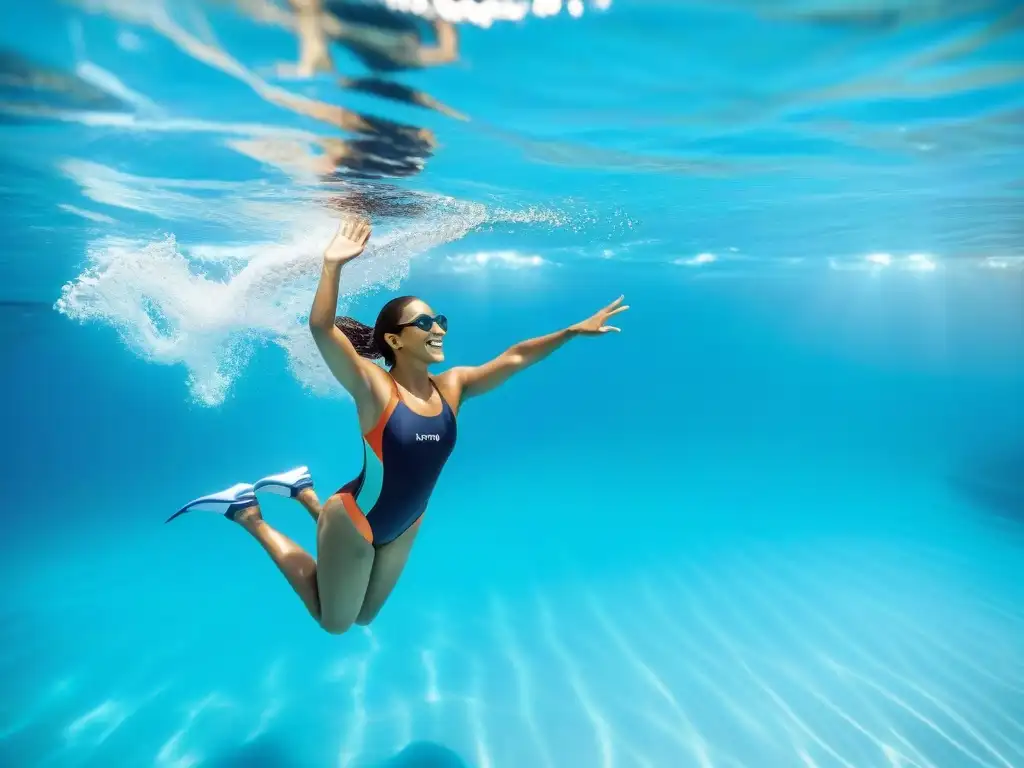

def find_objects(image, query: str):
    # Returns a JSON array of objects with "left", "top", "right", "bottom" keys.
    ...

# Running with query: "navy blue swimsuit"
[{"left": 337, "top": 376, "right": 457, "bottom": 547}]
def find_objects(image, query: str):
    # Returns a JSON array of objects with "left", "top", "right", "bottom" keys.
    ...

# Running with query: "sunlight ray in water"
[
  {"left": 488, "top": 593, "right": 556, "bottom": 768},
  {"left": 1, "top": 539, "right": 1020, "bottom": 766},
  {"left": 535, "top": 590, "right": 618, "bottom": 768},
  {"left": 335, "top": 630, "right": 374, "bottom": 766}
]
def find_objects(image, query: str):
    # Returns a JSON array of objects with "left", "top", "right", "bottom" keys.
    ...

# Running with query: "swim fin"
[{"left": 166, "top": 482, "right": 257, "bottom": 523}]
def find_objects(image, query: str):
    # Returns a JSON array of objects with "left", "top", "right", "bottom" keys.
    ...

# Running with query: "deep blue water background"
[{"left": 2, "top": 1, "right": 1024, "bottom": 766}]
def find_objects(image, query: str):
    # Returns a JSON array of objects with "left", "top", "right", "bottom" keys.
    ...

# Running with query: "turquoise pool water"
[{"left": 2, "top": 1, "right": 1023, "bottom": 766}]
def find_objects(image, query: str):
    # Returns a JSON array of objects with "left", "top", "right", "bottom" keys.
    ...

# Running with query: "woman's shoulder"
[
  {"left": 351, "top": 363, "right": 397, "bottom": 430},
  {"left": 431, "top": 369, "right": 463, "bottom": 414}
]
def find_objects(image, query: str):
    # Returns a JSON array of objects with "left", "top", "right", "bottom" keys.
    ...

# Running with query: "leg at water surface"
[{"left": 289, "top": 0, "right": 333, "bottom": 76}]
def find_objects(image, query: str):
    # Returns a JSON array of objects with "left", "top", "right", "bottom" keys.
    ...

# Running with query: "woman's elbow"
[
  {"left": 503, "top": 349, "right": 526, "bottom": 367},
  {"left": 309, "top": 315, "right": 334, "bottom": 334}
]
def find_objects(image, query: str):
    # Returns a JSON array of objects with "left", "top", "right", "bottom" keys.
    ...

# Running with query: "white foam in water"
[{"left": 55, "top": 185, "right": 489, "bottom": 406}]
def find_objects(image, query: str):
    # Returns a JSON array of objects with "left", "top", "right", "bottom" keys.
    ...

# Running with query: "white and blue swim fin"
[
  {"left": 166, "top": 482, "right": 257, "bottom": 523},
  {"left": 253, "top": 466, "right": 314, "bottom": 498}
]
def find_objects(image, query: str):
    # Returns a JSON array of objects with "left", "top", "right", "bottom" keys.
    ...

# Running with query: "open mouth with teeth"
[{"left": 426, "top": 339, "right": 443, "bottom": 349}]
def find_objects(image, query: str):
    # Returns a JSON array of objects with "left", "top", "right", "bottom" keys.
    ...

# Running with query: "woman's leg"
[
  {"left": 314, "top": 491, "right": 376, "bottom": 633},
  {"left": 173, "top": 477, "right": 374, "bottom": 635},
  {"left": 355, "top": 517, "right": 423, "bottom": 626},
  {"left": 233, "top": 495, "right": 375, "bottom": 634},
  {"left": 294, "top": 486, "right": 322, "bottom": 522},
  {"left": 232, "top": 503, "right": 321, "bottom": 619},
  {"left": 288, "top": 487, "right": 420, "bottom": 627}
]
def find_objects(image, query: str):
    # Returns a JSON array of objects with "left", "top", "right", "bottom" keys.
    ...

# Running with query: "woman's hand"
[
  {"left": 570, "top": 295, "right": 630, "bottom": 335},
  {"left": 324, "top": 216, "right": 372, "bottom": 266}
]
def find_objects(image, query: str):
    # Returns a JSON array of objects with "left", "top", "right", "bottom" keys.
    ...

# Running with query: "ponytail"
[
  {"left": 334, "top": 316, "right": 383, "bottom": 361},
  {"left": 334, "top": 296, "right": 417, "bottom": 369}
]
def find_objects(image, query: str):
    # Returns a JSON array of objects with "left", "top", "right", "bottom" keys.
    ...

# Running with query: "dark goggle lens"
[{"left": 410, "top": 313, "right": 447, "bottom": 332}]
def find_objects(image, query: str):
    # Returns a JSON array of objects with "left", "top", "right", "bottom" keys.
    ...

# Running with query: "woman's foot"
[
  {"left": 254, "top": 466, "right": 323, "bottom": 522},
  {"left": 253, "top": 466, "right": 313, "bottom": 498},
  {"left": 166, "top": 483, "right": 259, "bottom": 523}
]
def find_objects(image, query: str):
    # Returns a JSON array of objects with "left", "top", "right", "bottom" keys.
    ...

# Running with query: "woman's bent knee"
[
  {"left": 319, "top": 617, "right": 355, "bottom": 635},
  {"left": 315, "top": 505, "right": 375, "bottom": 635}
]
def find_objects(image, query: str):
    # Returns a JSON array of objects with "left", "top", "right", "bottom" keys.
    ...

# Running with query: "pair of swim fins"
[{"left": 165, "top": 466, "right": 314, "bottom": 523}]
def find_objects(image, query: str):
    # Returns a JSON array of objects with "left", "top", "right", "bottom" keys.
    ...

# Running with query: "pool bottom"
[{"left": 0, "top": 514, "right": 1021, "bottom": 768}]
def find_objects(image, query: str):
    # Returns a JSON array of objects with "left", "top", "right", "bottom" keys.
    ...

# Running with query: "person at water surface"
[{"left": 169, "top": 217, "right": 629, "bottom": 635}]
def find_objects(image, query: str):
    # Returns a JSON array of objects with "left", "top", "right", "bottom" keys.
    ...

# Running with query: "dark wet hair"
[{"left": 335, "top": 295, "right": 418, "bottom": 368}]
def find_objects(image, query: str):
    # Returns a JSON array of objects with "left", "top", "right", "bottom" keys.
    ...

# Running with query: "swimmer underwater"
[{"left": 168, "top": 217, "right": 629, "bottom": 635}]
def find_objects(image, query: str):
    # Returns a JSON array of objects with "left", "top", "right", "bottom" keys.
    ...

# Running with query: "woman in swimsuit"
[{"left": 169, "top": 217, "right": 629, "bottom": 635}]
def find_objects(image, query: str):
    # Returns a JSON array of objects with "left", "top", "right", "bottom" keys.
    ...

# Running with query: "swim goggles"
[{"left": 396, "top": 313, "right": 447, "bottom": 332}]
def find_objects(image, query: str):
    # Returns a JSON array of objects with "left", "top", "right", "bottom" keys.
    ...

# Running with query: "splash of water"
[{"left": 55, "top": 198, "right": 489, "bottom": 406}]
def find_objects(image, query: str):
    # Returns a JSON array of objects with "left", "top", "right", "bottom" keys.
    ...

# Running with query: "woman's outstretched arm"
[
  {"left": 441, "top": 295, "right": 629, "bottom": 404},
  {"left": 309, "top": 218, "right": 378, "bottom": 402}
]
